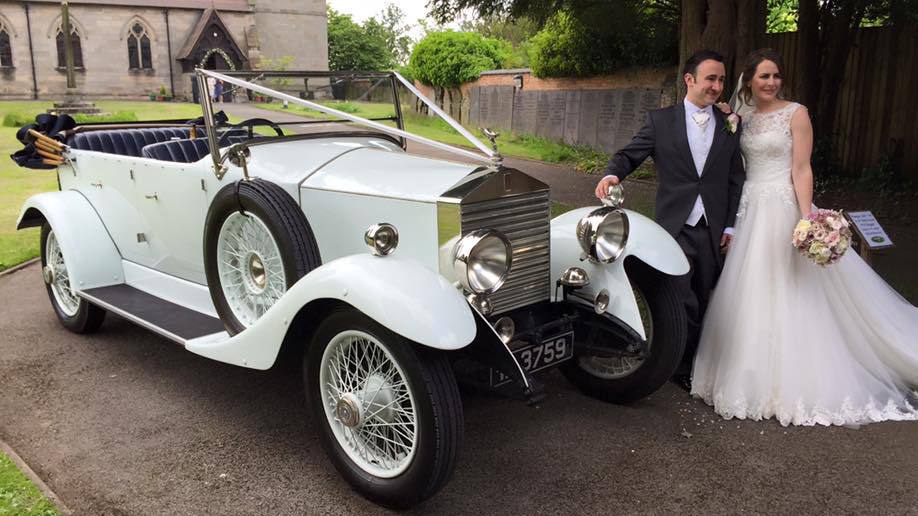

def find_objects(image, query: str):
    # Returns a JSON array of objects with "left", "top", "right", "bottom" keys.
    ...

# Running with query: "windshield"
[{"left": 197, "top": 69, "right": 498, "bottom": 166}]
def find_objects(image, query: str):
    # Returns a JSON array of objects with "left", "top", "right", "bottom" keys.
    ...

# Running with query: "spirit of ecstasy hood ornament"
[{"left": 481, "top": 128, "right": 503, "bottom": 165}]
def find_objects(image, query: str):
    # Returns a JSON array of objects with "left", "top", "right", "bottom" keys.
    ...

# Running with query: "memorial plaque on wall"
[
  {"left": 535, "top": 91, "right": 552, "bottom": 138},
  {"left": 489, "top": 88, "right": 504, "bottom": 128},
  {"left": 614, "top": 89, "right": 639, "bottom": 147},
  {"left": 578, "top": 90, "right": 601, "bottom": 148},
  {"left": 640, "top": 88, "right": 658, "bottom": 112},
  {"left": 495, "top": 86, "right": 515, "bottom": 131},
  {"left": 563, "top": 91, "right": 582, "bottom": 145},
  {"left": 513, "top": 90, "right": 538, "bottom": 135},
  {"left": 468, "top": 87, "right": 480, "bottom": 127},
  {"left": 596, "top": 90, "right": 620, "bottom": 153},
  {"left": 478, "top": 87, "right": 492, "bottom": 127},
  {"left": 548, "top": 91, "right": 567, "bottom": 141}
]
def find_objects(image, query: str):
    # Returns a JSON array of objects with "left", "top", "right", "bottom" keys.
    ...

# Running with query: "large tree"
[
  {"left": 680, "top": 0, "right": 767, "bottom": 97},
  {"left": 326, "top": 7, "right": 394, "bottom": 71}
]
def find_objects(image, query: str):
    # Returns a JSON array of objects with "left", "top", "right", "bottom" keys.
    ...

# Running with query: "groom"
[{"left": 594, "top": 49, "right": 745, "bottom": 387}]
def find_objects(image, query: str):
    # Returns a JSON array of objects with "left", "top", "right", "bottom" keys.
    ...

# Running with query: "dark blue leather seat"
[
  {"left": 141, "top": 138, "right": 211, "bottom": 163},
  {"left": 68, "top": 128, "right": 191, "bottom": 157},
  {"left": 140, "top": 134, "right": 251, "bottom": 163}
]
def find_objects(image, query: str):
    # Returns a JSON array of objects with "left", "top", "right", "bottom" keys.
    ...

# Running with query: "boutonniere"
[
  {"left": 715, "top": 102, "right": 740, "bottom": 134},
  {"left": 723, "top": 113, "right": 740, "bottom": 134}
]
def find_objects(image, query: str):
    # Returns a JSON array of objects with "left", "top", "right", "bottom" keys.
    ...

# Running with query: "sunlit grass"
[{"left": 0, "top": 451, "right": 61, "bottom": 515}]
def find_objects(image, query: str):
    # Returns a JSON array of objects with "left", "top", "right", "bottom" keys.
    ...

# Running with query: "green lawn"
[
  {"left": 254, "top": 100, "right": 612, "bottom": 174},
  {"left": 0, "top": 452, "right": 60, "bottom": 516},
  {"left": 0, "top": 101, "right": 203, "bottom": 272}
]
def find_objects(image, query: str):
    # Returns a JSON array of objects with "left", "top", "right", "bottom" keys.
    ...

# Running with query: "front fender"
[
  {"left": 17, "top": 191, "right": 124, "bottom": 290},
  {"left": 550, "top": 207, "right": 689, "bottom": 340},
  {"left": 185, "top": 254, "right": 477, "bottom": 369}
]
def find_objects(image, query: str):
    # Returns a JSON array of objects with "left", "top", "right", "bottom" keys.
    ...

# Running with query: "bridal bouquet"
[{"left": 792, "top": 209, "right": 852, "bottom": 266}]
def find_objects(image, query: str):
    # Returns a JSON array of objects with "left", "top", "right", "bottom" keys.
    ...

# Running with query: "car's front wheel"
[
  {"left": 40, "top": 224, "right": 106, "bottom": 333},
  {"left": 561, "top": 260, "right": 686, "bottom": 403},
  {"left": 305, "top": 309, "right": 462, "bottom": 509}
]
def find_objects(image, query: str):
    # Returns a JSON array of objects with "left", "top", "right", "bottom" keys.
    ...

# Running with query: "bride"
[{"left": 690, "top": 48, "right": 918, "bottom": 426}]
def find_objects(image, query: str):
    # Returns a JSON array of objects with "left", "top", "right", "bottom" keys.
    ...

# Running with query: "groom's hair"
[{"left": 683, "top": 50, "right": 725, "bottom": 77}]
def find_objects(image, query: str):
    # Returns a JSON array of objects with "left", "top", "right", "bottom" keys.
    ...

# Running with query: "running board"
[{"left": 80, "top": 284, "right": 226, "bottom": 345}]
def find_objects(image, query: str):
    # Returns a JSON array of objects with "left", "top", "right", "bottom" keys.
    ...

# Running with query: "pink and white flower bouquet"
[{"left": 792, "top": 209, "right": 852, "bottom": 266}]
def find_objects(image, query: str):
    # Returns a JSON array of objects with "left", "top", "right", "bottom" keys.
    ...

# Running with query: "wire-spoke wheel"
[
  {"left": 44, "top": 229, "right": 80, "bottom": 317},
  {"left": 40, "top": 224, "right": 106, "bottom": 334},
  {"left": 306, "top": 309, "right": 462, "bottom": 509},
  {"left": 576, "top": 283, "right": 654, "bottom": 380},
  {"left": 217, "top": 212, "right": 287, "bottom": 328},
  {"left": 561, "top": 260, "right": 685, "bottom": 404},
  {"left": 204, "top": 179, "right": 321, "bottom": 335},
  {"left": 320, "top": 330, "right": 418, "bottom": 478}
]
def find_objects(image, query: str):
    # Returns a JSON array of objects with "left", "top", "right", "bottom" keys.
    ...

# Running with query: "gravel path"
[{"left": 2, "top": 262, "right": 918, "bottom": 515}]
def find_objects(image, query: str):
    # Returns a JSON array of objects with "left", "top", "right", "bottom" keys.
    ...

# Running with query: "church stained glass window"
[
  {"left": 0, "top": 23, "right": 11, "bottom": 67},
  {"left": 127, "top": 22, "right": 152, "bottom": 69},
  {"left": 56, "top": 25, "right": 84, "bottom": 69}
]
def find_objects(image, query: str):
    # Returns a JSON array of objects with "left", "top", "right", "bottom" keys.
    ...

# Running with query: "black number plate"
[{"left": 490, "top": 331, "right": 574, "bottom": 386}]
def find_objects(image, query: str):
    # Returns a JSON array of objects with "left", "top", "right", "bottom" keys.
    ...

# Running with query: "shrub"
[
  {"left": 2, "top": 112, "right": 34, "bottom": 127},
  {"left": 408, "top": 31, "right": 510, "bottom": 88},
  {"left": 528, "top": 8, "right": 677, "bottom": 78}
]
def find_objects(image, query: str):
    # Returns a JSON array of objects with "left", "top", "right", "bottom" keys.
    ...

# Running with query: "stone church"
[{"left": 0, "top": 0, "right": 328, "bottom": 100}]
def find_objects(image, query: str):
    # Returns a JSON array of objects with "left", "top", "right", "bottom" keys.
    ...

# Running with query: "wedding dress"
[{"left": 690, "top": 102, "right": 918, "bottom": 426}]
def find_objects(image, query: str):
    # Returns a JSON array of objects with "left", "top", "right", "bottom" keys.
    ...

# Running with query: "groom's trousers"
[{"left": 674, "top": 218, "right": 720, "bottom": 364}]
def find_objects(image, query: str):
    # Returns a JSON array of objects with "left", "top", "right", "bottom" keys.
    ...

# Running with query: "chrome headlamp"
[
  {"left": 575, "top": 207, "right": 629, "bottom": 263},
  {"left": 453, "top": 229, "right": 512, "bottom": 294}
]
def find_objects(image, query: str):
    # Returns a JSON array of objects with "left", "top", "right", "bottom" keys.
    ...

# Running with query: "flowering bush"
[{"left": 792, "top": 209, "right": 852, "bottom": 266}]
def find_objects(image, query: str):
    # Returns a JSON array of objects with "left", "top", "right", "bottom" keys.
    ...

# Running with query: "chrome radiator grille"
[{"left": 461, "top": 190, "right": 551, "bottom": 314}]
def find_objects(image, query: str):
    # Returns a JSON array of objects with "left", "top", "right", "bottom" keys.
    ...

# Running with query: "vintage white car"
[{"left": 15, "top": 69, "right": 688, "bottom": 508}]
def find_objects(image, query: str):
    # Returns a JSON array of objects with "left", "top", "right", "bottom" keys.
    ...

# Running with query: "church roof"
[
  {"left": 175, "top": 8, "right": 247, "bottom": 63},
  {"left": 26, "top": 0, "right": 251, "bottom": 12}
]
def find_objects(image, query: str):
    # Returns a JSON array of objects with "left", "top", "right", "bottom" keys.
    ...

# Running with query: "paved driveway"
[{"left": 2, "top": 262, "right": 918, "bottom": 515}]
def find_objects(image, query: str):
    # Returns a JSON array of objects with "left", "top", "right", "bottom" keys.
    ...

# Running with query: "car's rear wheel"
[
  {"left": 305, "top": 309, "right": 462, "bottom": 509},
  {"left": 204, "top": 179, "right": 320, "bottom": 334},
  {"left": 40, "top": 224, "right": 106, "bottom": 333},
  {"left": 561, "top": 261, "right": 686, "bottom": 403}
]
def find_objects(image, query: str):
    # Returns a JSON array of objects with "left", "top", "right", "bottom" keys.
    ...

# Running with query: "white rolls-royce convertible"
[{"left": 14, "top": 69, "right": 689, "bottom": 508}]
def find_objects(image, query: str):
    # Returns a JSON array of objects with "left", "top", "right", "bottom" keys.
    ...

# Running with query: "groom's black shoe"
[{"left": 671, "top": 373, "right": 692, "bottom": 393}]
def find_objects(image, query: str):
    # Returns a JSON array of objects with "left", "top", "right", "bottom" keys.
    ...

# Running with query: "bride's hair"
[{"left": 739, "top": 48, "right": 785, "bottom": 105}]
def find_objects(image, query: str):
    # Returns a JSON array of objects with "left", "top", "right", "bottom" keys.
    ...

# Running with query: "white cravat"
[{"left": 684, "top": 98, "right": 714, "bottom": 227}]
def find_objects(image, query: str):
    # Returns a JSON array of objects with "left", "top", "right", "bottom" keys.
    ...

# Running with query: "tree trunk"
[
  {"left": 795, "top": 0, "right": 820, "bottom": 108},
  {"left": 678, "top": 0, "right": 706, "bottom": 98},
  {"left": 815, "top": 1, "right": 865, "bottom": 138},
  {"left": 679, "top": 0, "right": 766, "bottom": 100}
]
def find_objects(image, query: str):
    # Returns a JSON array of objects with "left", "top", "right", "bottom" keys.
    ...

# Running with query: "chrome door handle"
[
  {"left": 144, "top": 193, "right": 158, "bottom": 200},
  {"left": 90, "top": 181, "right": 102, "bottom": 188}
]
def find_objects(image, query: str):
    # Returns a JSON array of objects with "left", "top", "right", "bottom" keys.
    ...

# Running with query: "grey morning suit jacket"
[{"left": 603, "top": 102, "right": 746, "bottom": 264}]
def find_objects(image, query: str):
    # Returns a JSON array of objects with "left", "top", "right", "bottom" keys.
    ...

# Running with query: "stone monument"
[{"left": 48, "top": 1, "right": 101, "bottom": 115}]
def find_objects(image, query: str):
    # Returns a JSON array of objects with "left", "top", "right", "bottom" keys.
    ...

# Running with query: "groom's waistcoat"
[{"left": 604, "top": 103, "right": 745, "bottom": 242}]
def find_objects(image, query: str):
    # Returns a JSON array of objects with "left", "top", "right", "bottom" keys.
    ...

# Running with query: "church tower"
[{"left": 251, "top": 0, "right": 328, "bottom": 70}]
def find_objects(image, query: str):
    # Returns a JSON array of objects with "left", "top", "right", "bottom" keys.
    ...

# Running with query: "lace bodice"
[
  {"left": 736, "top": 103, "right": 803, "bottom": 217},
  {"left": 740, "top": 102, "right": 802, "bottom": 184}
]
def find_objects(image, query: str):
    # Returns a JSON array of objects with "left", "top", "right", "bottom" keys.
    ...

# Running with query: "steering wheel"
[{"left": 234, "top": 117, "right": 284, "bottom": 138}]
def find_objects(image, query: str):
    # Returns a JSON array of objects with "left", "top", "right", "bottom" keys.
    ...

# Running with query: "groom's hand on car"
[{"left": 595, "top": 175, "right": 620, "bottom": 200}]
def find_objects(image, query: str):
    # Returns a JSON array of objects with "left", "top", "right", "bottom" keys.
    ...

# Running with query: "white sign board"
[{"left": 846, "top": 211, "right": 894, "bottom": 250}]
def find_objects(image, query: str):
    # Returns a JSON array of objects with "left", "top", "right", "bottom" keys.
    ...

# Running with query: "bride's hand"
[{"left": 715, "top": 102, "right": 732, "bottom": 114}]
